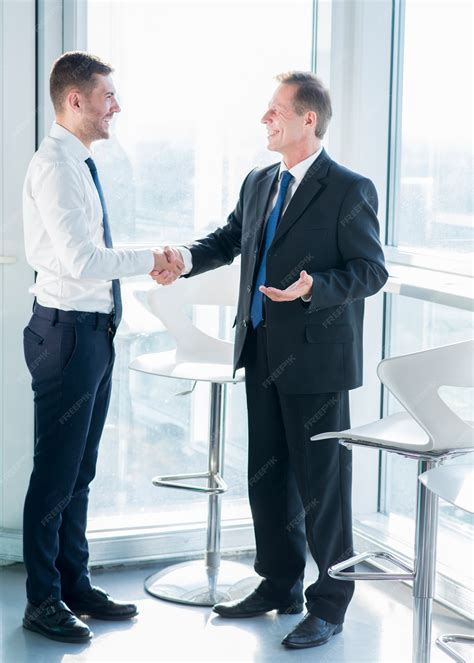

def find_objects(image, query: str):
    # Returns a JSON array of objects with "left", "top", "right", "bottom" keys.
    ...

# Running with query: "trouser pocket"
[
  {"left": 23, "top": 326, "right": 47, "bottom": 377},
  {"left": 60, "top": 324, "right": 78, "bottom": 373}
]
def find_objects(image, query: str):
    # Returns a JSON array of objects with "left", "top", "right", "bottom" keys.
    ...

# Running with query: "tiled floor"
[{"left": 1, "top": 557, "right": 473, "bottom": 663}]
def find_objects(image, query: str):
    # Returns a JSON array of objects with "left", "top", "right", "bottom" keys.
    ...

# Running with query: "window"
[
  {"left": 86, "top": 0, "right": 315, "bottom": 532},
  {"left": 379, "top": 0, "right": 474, "bottom": 611},
  {"left": 88, "top": 0, "right": 315, "bottom": 246},
  {"left": 389, "top": 0, "right": 473, "bottom": 264}
]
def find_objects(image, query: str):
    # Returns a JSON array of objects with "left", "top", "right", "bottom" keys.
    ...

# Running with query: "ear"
[
  {"left": 65, "top": 89, "right": 82, "bottom": 114},
  {"left": 304, "top": 110, "right": 317, "bottom": 128}
]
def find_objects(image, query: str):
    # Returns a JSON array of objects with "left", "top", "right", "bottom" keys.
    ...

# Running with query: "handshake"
[{"left": 150, "top": 246, "right": 185, "bottom": 286}]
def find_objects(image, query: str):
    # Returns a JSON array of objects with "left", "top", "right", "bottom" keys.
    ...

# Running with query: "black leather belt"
[{"left": 33, "top": 302, "right": 115, "bottom": 331}]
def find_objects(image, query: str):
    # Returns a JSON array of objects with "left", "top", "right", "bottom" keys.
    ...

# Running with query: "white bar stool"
[
  {"left": 311, "top": 339, "right": 474, "bottom": 663},
  {"left": 130, "top": 263, "right": 258, "bottom": 606}
]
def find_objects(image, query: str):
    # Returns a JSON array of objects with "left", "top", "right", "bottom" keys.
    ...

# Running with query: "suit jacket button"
[
  {"left": 243, "top": 319, "right": 248, "bottom": 327},
  {"left": 247, "top": 285, "right": 252, "bottom": 292}
]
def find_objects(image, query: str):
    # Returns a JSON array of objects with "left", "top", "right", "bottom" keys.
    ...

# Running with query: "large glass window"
[
  {"left": 88, "top": 0, "right": 314, "bottom": 246},
  {"left": 86, "top": 0, "right": 314, "bottom": 531},
  {"left": 379, "top": 0, "right": 474, "bottom": 608},
  {"left": 391, "top": 0, "right": 473, "bottom": 263}
]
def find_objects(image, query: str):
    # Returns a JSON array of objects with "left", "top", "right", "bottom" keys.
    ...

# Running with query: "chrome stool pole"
[
  {"left": 327, "top": 454, "right": 441, "bottom": 663},
  {"left": 205, "top": 382, "right": 225, "bottom": 599},
  {"left": 413, "top": 458, "right": 439, "bottom": 663},
  {"left": 144, "top": 382, "right": 258, "bottom": 606}
]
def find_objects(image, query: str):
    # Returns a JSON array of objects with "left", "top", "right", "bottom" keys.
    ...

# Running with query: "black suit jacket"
[{"left": 185, "top": 149, "right": 388, "bottom": 394}]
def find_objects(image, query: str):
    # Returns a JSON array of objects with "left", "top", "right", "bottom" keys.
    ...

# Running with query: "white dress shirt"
[
  {"left": 180, "top": 146, "right": 323, "bottom": 299},
  {"left": 23, "top": 122, "right": 154, "bottom": 313}
]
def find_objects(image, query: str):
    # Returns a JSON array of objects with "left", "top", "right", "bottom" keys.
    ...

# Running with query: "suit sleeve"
[
  {"left": 307, "top": 177, "right": 388, "bottom": 311},
  {"left": 183, "top": 170, "right": 255, "bottom": 278}
]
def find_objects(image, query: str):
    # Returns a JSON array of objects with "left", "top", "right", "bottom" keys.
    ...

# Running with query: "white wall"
[{"left": 0, "top": 0, "right": 36, "bottom": 539}]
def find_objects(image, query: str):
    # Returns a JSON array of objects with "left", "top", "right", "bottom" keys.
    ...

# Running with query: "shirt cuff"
[
  {"left": 178, "top": 246, "right": 193, "bottom": 275},
  {"left": 301, "top": 292, "right": 312, "bottom": 302},
  {"left": 136, "top": 248, "right": 155, "bottom": 275}
]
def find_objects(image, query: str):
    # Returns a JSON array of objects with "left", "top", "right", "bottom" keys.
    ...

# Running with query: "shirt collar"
[
  {"left": 49, "top": 122, "right": 91, "bottom": 162},
  {"left": 279, "top": 145, "right": 324, "bottom": 184}
]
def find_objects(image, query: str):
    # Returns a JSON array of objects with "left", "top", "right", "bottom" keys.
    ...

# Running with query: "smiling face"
[
  {"left": 261, "top": 83, "right": 319, "bottom": 168},
  {"left": 79, "top": 74, "right": 121, "bottom": 143},
  {"left": 59, "top": 72, "right": 121, "bottom": 147}
]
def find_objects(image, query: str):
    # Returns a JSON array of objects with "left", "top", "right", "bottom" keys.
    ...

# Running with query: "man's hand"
[
  {"left": 150, "top": 247, "right": 184, "bottom": 285},
  {"left": 259, "top": 270, "right": 313, "bottom": 302}
]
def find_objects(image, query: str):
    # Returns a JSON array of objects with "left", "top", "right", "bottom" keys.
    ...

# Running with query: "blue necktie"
[
  {"left": 250, "top": 170, "right": 294, "bottom": 329},
  {"left": 85, "top": 157, "right": 122, "bottom": 327}
]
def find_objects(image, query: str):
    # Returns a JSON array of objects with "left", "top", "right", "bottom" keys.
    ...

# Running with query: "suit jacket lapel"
[
  {"left": 273, "top": 149, "right": 332, "bottom": 245},
  {"left": 253, "top": 164, "right": 280, "bottom": 246}
]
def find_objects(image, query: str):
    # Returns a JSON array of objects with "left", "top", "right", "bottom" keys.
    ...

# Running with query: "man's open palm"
[{"left": 259, "top": 270, "right": 313, "bottom": 302}]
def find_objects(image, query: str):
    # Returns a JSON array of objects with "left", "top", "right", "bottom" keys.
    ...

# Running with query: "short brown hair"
[
  {"left": 50, "top": 51, "right": 113, "bottom": 112},
  {"left": 276, "top": 71, "right": 332, "bottom": 139}
]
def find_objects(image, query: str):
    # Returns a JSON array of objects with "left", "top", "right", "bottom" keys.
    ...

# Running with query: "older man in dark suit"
[{"left": 154, "top": 71, "right": 388, "bottom": 650}]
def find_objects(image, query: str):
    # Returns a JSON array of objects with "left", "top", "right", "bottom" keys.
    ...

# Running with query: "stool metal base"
[
  {"left": 152, "top": 471, "right": 227, "bottom": 494},
  {"left": 144, "top": 559, "right": 260, "bottom": 607},
  {"left": 436, "top": 634, "right": 474, "bottom": 663},
  {"left": 328, "top": 550, "right": 414, "bottom": 581}
]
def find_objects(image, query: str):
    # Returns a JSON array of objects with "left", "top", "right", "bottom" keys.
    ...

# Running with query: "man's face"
[
  {"left": 261, "top": 83, "right": 308, "bottom": 154},
  {"left": 79, "top": 74, "right": 121, "bottom": 142}
]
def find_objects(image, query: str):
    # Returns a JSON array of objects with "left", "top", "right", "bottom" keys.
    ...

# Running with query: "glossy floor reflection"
[{"left": 1, "top": 557, "right": 473, "bottom": 663}]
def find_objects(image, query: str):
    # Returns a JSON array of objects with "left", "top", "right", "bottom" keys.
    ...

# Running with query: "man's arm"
[
  {"left": 33, "top": 161, "right": 182, "bottom": 280},
  {"left": 307, "top": 177, "right": 388, "bottom": 311}
]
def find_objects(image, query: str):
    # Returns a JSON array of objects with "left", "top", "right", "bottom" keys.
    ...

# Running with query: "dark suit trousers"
[
  {"left": 22, "top": 304, "right": 115, "bottom": 605},
  {"left": 243, "top": 324, "right": 355, "bottom": 624}
]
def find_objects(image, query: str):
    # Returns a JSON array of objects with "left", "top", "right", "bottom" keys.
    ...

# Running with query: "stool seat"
[
  {"left": 419, "top": 465, "right": 474, "bottom": 514},
  {"left": 312, "top": 411, "right": 429, "bottom": 452},
  {"left": 312, "top": 411, "right": 474, "bottom": 458},
  {"left": 130, "top": 349, "right": 245, "bottom": 383}
]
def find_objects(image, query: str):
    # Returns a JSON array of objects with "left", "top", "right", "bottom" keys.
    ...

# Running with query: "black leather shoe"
[
  {"left": 282, "top": 612, "right": 343, "bottom": 649},
  {"left": 65, "top": 586, "right": 138, "bottom": 621},
  {"left": 23, "top": 599, "right": 92, "bottom": 643},
  {"left": 213, "top": 590, "right": 304, "bottom": 618}
]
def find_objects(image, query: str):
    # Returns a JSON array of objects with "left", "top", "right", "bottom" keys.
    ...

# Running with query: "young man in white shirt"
[{"left": 22, "top": 51, "right": 182, "bottom": 643}]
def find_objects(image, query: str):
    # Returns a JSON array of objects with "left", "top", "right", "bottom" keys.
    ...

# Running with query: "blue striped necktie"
[
  {"left": 250, "top": 170, "right": 294, "bottom": 329},
  {"left": 85, "top": 157, "right": 122, "bottom": 327}
]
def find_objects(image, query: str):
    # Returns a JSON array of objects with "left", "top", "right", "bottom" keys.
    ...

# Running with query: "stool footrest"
[
  {"left": 328, "top": 550, "right": 414, "bottom": 581},
  {"left": 436, "top": 633, "right": 474, "bottom": 663},
  {"left": 152, "top": 471, "right": 228, "bottom": 494}
]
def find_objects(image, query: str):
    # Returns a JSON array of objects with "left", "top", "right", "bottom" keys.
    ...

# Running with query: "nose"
[
  {"left": 112, "top": 99, "right": 121, "bottom": 113},
  {"left": 261, "top": 110, "right": 271, "bottom": 124}
]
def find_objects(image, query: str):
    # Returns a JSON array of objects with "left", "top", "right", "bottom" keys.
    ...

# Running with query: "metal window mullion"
[
  {"left": 385, "top": 0, "right": 406, "bottom": 249},
  {"left": 310, "top": 0, "right": 318, "bottom": 73},
  {"left": 62, "top": 0, "right": 88, "bottom": 52}
]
